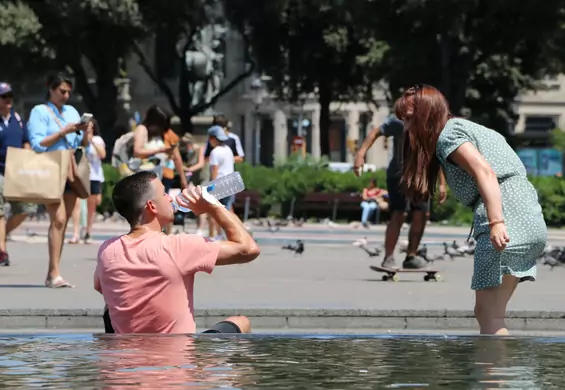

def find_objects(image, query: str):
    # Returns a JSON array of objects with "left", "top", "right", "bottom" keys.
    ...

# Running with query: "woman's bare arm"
[
  {"left": 133, "top": 125, "right": 164, "bottom": 159},
  {"left": 449, "top": 142, "right": 503, "bottom": 223},
  {"left": 186, "top": 144, "right": 206, "bottom": 172}
]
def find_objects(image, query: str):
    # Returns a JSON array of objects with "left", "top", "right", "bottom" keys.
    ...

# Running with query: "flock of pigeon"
[
  {"left": 352, "top": 237, "right": 476, "bottom": 263},
  {"left": 253, "top": 217, "right": 564, "bottom": 270}
]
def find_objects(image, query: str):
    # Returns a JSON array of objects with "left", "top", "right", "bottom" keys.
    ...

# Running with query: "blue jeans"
[{"left": 360, "top": 201, "right": 378, "bottom": 223}]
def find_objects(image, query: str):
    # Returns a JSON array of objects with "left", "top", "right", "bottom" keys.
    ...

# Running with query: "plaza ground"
[{"left": 1, "top": 220, "right": 564, "bottom": 333}]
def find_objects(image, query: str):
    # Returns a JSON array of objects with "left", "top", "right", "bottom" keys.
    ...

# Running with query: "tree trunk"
[
  {"left": 94, "top": 74, "right": 119, "bottom": 156},
  {"left": 318, "top": 83, "right": 332, "bottom": 157},
  {"left": 179, "top": 60, "right": 194, "bottom": 133}
]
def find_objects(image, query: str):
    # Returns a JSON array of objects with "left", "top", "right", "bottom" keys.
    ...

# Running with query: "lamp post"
[{"left": 250, "top": 77, "right": 265, "bottom": 165}]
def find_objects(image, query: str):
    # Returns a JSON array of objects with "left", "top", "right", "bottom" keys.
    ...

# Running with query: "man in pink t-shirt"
[{"left": 94, "top": 171, "right": 260, "bottom": 334}]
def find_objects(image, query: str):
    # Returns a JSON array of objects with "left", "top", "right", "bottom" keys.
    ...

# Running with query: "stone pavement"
[{"left": 1, "top": 220, "right": 565, "bottom": 333}]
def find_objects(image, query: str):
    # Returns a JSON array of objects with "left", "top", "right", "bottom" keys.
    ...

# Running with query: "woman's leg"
[
  {"left": 86, "top": 194, "right": 100, "bottom": 241},
  {"left": 68, "top": 198, "right": 80, "bottom": 243},
  {"left": 46, "top": 192, "right": 77, "bottom": 283},
  {"left": 474, "top": 274, "right": 519, "bottom": 335},
  {"left": 360, "top": 201, "right": 371, "bottom": 223}
]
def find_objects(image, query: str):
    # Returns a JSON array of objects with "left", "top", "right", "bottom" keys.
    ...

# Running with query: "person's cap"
[
  {"left": 0, "top": 82, "right": 13, "bottom": 96},
  {"left": 181, "top": 132, "right": 193, "bottom": 143},
  {"left": 208, "top": 125, "right": 229, "bottom": 141}
]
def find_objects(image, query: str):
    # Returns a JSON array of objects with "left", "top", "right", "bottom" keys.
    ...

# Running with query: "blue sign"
[
  {"left": 538, "top": 148, "right": 563, "bottom": 176},
  {"left": 517, "top": 149, "right": 539, "bottom": 176},
  {"left": 517, "top": 148, "right": 563, "bottom": 177}
]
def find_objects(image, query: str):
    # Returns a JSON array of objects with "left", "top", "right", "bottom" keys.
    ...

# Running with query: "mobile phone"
[{"left": 79, "top": 113, "right": 93, "bottom": 124}]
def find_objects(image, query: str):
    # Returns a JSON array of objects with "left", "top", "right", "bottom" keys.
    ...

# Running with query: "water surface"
[{"left": 0, "top": 333, "right": 563, "bottom": 388}]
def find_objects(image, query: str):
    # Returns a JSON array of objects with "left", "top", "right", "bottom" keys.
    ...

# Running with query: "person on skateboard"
[{"left": 354, "top": 115, "right": 447, "bottom": 269}]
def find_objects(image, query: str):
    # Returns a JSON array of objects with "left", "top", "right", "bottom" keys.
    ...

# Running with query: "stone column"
[
  {"left": 244, "top": 112, "right": 255, "bottom": 161},
  {"left": 346, "top": 108, "right": 360, "bottom": 163},
  {"left": 273, "top": 109, "right": 288, "bottom": 162},
  {"left": 311, "top": 106, "right": 321, "bottom": 159}
]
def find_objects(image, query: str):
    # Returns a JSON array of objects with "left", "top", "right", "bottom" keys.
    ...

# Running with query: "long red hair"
[{"left": 394, "top": 85, "right": 451, "bottom": 202}]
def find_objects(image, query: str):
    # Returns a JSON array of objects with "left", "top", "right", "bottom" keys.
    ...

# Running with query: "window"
[{"left": 524, "top": 116, "right": 558, "bottom": 132}]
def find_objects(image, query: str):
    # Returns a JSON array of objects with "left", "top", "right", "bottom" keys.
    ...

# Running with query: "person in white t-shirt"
[
  {"left": 84, "top": 119, "right": 106, "bottom": 243},
  {"left": 207, "top": 125, "right": 234, "bottom": 239},
  {"left": 68, "top": 119, "right": 106, "bottom": 244}
]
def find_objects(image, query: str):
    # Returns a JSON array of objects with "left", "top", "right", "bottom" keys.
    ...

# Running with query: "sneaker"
[
  {"left": 380, "top": 256, "right": 396, "bottom": 269},
  {"left": 402, "top": 255, "right": 428, "bottom": 269}
]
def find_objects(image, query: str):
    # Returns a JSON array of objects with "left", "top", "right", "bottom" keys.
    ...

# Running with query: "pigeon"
[
  {"left": 352, "top": 237, "right": 382, "bottom": 257},
  {"left": 454, "top": 239, "right": 476, "bottom": 255},
  {"left": 282, "top": 240, "right": 305, "bottom": 255},
  {"left": 443, "top": 242, "right": 465, "bottom": 260},
  {"left": 267, "top": 219, "right": 280, "bottom": 233},
  {"left": 542, "top": 255, "right": 561, "bottom": 270},
  {"left": 293, "top": 218, "right": 305, "bottom": 227}
]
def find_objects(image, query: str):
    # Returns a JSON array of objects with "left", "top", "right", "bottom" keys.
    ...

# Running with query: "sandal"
[
  {"left": 45, "top": 276, "right": 75, "bottom": 288},
  {"left": 0, "top": 251, "right": 9, "bottom": 266},
  {"left": 83, "top": 232, "right": 91, "bottom": 244},
  {"left": 67, "top": 238, "right": 80, "bottom": 244}
]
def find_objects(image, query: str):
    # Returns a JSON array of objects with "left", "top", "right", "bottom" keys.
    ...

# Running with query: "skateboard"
[{"left": 370, "top": 265, "right": 441, "bottom": 282}]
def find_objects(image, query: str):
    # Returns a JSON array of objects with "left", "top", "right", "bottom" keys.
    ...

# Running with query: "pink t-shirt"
[{"left": 94, "top": 231, "right": 219, "bottom": 334}]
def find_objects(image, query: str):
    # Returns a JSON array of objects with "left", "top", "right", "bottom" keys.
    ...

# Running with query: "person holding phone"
[{"left": 27, "top": 73, "right": 92, "bottom": 288}]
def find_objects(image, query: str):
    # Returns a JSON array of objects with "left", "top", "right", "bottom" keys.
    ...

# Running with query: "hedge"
[{"left": 98, "top": 158, "right": 565, "bottom": 227}]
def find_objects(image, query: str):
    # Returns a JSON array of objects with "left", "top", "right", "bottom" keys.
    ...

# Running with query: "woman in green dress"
[{"left": 395, "top": 84, "right": 547, "bottom": 335}]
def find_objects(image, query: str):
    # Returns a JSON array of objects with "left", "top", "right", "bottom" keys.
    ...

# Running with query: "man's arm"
[
  {"left": 171, "top": 188, "right": 260, "bottom": 274},
  {"left": 208, "top": 202, "right": 260, "bottom": 265},
  {"left": 358, "top": 126, "right": 383, "bottom": 158},
  {"left": 353, "top": 126, "right": 382, "bottom": 176}
]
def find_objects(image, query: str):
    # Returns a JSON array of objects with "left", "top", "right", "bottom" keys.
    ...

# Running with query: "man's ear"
[{"left": 146, "top": 199, "right": 158, "bottom": 215}]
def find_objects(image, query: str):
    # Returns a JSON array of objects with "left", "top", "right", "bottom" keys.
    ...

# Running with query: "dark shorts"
[
  {"left": 387, "top": 176, "right": 429, "bottom": 213},
  {"left": 90, "top": 181, "right": 102, "bottom": 195},
  {"left": 219, "top": 194, "right": 235, "bottom": 210},
  {"left": 103, "top": 309, "right": 242, "bottom": 334}
]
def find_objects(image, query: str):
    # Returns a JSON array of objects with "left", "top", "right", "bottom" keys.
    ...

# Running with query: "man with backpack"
[{"left": 0, "top": 82, "right": 37, "bottom": 266}]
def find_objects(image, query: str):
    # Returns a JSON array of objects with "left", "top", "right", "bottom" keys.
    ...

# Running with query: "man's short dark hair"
[
  {"left": 112, "top": 171, "right": 158, "bottom": 226},
  {"left": 212, "top": 114, "right": 229, "bottom": 128}
]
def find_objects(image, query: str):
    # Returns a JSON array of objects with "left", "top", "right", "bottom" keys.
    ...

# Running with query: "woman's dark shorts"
[
  {"left": 90, "top": 181, "right": 102, "bottom": 195},
  {"left": 103, "top": 308, "right": 241, "bottom": 334}
]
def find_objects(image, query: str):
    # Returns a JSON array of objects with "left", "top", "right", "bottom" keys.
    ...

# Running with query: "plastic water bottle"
[{"left": 172, "top": 171, "right": 246, "bottom": 213}]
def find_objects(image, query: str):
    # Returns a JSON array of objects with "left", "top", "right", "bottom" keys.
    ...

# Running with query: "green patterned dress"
[{"left": 436, "top": 118, "right": 547, "bottom": 290}]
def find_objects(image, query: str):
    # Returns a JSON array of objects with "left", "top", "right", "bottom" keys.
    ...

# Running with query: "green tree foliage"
[
  {"left": 0, "top": 0, "right": 252, "bottom": 137},
  {"left": 224, "top": 0, "right": 389, "bottom": 155},
  {"left": 227, "top": 0, "right": 565, "bottom": 155},
  {"left": 374, "top": 0, "right": 565, "bottom": 134},
  {"left": 0, "top": 1, "right": 52, "bottom": 78}
]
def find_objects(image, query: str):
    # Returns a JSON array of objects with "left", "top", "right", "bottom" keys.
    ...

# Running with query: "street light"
[{"left": 250, "top": 77, "right": 265, "bottom": 165}]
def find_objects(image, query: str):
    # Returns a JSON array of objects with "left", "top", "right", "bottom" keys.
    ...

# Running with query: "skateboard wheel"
[
  {"left": 424, "top": 275, "right": 430, "bottom": 282},
  {"left": 382, "top": 275, "right": 389, "bottom": 281},
  {"left": 434, "top": 274, "right": 441, "bottom": 282},
  {"left": 392, "top": 274, "right": 400, "bottom": 282}
]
